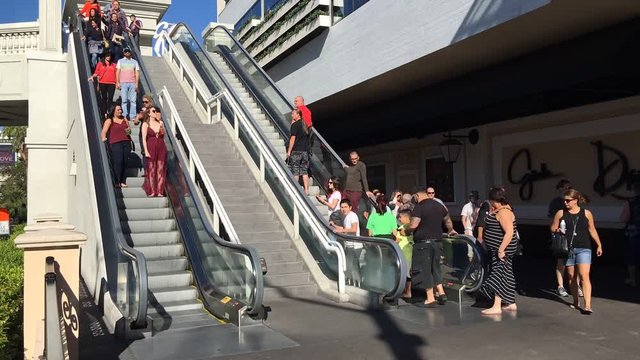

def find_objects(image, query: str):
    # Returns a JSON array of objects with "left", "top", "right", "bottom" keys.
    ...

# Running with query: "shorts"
[
  {"left": 410, "top": 240, "right": 442, "bottom": 290},
  {"left": 565, "top": 247, "right": 591, "bottom": 266},
  {"left": 288, "top": 151, "right": 309, "bottom": 176}
]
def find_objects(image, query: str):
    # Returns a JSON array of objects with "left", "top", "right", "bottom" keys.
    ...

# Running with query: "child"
[{"left": 393, "top": 210, "right": 414, "bottom": 298}]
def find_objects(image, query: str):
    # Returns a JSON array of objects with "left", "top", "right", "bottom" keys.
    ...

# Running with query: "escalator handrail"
[
  {"left": 442, "top": 234, "right": 486, "bottom": 292},
  {"left": 71, "top": 18, "right": 148, "bottom": 328},
  {"left": 164, "top": 24, "right": 407, "bottom": 299},
  {"left": 190, "top": 24, "right": 348, "bottom": 170},
  {"left": 157, "top": 87, "right": 241, "bottom": 244},
  {"left": 125, "top": 32, "right": 264, "bottom": 314}
]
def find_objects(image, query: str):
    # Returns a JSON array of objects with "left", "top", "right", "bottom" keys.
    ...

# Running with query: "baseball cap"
[{"left": 123, "top": 47, "right": 132, "bottom": 53}]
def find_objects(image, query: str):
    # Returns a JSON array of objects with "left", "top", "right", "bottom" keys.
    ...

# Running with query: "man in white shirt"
[
  {"left": 461, "top": 190, "right": 480, "bottom": 236},
  {"left": 331, "top": 199, "right": 362, "bottom": 286}
]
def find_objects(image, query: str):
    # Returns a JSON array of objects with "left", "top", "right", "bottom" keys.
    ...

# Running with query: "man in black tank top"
[{"left": 407, "top": 186, "right": 457, "bottom": 307}]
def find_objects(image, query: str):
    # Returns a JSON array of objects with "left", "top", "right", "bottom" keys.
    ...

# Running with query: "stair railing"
[
  {"left": 157, "top": 87, "right": 240, "bottom": 243},
  {"left": 158, "top": 29, "right": 348, "bottom": 294}
]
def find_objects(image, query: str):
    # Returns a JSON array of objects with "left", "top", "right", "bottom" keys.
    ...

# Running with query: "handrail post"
[
  {"left": 216, "top": 98, "right": 221, "bottom": 122},
  {"left": 15, "top": 222, "right": 86, "bottom": 360},
  {"left": 234, "top": 112, "right": 239, "bottom": 139},
  {"left": 293, "top": 206, "right": 300, "bottom": 239},
  {"left": 259, "top": 154, "right": 265, "bottom": 183}
]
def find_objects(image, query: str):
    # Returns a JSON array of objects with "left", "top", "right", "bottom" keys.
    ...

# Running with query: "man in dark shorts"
[
  {"left": 407, "top": 186, "right": 456, "bottom": 307},
  {"left": 286, "top": 109, "right": 310, "bottom": 194}
]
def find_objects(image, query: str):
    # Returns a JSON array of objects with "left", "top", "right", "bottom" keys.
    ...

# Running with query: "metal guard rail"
[
  {"left": 125, "top": 31, "right": 265, "bottom": 315},
  {"left": 165, "top": 24, "right": 407, "bottom": 299},
  {"left": 72, "top": 16, "right": 148, "bottom": 328}
]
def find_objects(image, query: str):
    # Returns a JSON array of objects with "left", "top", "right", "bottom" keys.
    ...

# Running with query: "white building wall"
[
  {"left": 267, "top": 0, "right": 550, "bottom": 103},
  {"left": 218, "top": 0, "right": 258, "bottom": 25}
]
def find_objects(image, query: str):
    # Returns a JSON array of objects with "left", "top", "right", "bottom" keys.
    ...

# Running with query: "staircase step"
[
  {"left": 136, "top": 244, "right": 184, "bottom": 258},
  {"left": 121, "top": 219, "right": 177, "bottom": 233},
  {"left": 259, "top": 249, "right": 298, "bottom": 263},
  {"left": 117, "top": 197, "right": 169, "bottom": 209},
  {"left": 146, "top": 256, "right": 189, "bottom": 273},
  {"left": 148, "top": 271, "right": 192, "bottom": 289},
  {"left": 240, "top": 240, "right": 291, "bottom": 252},
  {"left": 235, "top": 230, "right": 286, "bottom": 242},
  {"left": 126, "top": 231, "right": 181, "bottom": 246},
  {"left": 119, "top": 208, "right": 173, "bottom": 221},
  {"left": 150, "top": 286, "right": 198, "bottom": 303},
  {"left": 263, "top": 261, "right": 304, "bottom": 274},
  {"left": 147, "top": 299, "right": 203, "bottom": 315}
]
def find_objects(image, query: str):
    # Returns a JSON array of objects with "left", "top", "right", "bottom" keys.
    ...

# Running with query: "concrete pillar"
[
  {"left": 15, "top": 220, "right": 86, "bottom": 360},
  {"left": 38, "top": 0, "right": 62, "bottom": 52}
]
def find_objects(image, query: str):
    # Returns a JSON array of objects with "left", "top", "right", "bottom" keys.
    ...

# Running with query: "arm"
[
  {"left": 326, "top": 197, "right": 339, "bottom": 210},
  {"left": 142, "top": 123, "right": 150, "bottom": 157},
  {"left": 550, "top": 210, "right": 563, "bottom": 232},
  {"left": 100, "top": 119, "right": 111, "bottom": 142},
  {"left": 406, "top": 216, "right": 421, "bottom": 235},
  {"left": 496, "top": 210, "right": 515, "bottom": 258},
  {"left": 115, "top": 66, "right": 121, "bottom": 89},
  {"left": 134, "top": 68, "right": 140, "bottom": 91},
  {"left": 359, "top": 163, "right": 371, "bottom": 195},
  {"left": 477, "top": 227, "right": 484, "bottom": 243},
  {"left": 585, "top": 210, "right": 603, "bottom": 256},
  {"left": 620, "top": 201, "right": 630, "bottom": 223},
  {"left": 287, "top": 135, "right": 296, "bottom": 158}
]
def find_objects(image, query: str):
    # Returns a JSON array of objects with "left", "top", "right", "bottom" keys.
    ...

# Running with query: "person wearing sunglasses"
[
  {"left": 316, "top": 176, "right": 342, "bottom": 218},
  {"left": 550, "top": 189, "right": 603, "bottom": 314}
]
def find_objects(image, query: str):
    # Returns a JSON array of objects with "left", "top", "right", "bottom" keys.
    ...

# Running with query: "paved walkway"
[{"left": 80, "top": 258, "right": 640, "bottom": 360}]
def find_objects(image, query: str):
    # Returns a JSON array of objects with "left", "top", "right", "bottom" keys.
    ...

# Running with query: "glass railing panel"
[{"left": 441, "top": 235, "right": 485, "bottom": 292}]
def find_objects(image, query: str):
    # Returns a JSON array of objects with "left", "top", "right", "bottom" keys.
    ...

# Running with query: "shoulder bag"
[{"left": 550, "top": 212, "right": 579, "bottom": 257}]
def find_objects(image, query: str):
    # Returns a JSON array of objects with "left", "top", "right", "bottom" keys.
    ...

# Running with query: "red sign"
[{"left": 0, "top": 208, "right": 9, "bottom": 235}]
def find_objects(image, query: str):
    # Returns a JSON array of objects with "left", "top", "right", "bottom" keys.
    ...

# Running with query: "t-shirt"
[
  {"left": 297, "top": 105, "right": 312, "bottom": 128},
  {"left": 344, "top": 162, "right": 369, "bottom": 192},
  {"left": 396, "top": 224, "right": 413, "bottom": 267},
  {"left": 290, "top": 120, "right": 309, "bottom": 152},
  {"left": 343, "top": 211, "right": 362, "bottom": 249},
  {"left": 327, "top": 191, "right": 341, "bottom": 217},
  {"left": 116, "top": 58, "right": 140, "bottom": 84},
  {"left": 461, "top": 202, "right": 479, "bottom": 229},
  {"left": 411, "top": 199, "right": 447, "bottom": 240},
  {"left": 366, "top": 210, "right": 397, "bottom": 236}
]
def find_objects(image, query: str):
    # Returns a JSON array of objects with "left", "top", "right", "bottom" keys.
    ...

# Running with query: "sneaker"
[
  {"left": 577, "top": 286, "right": 584, "bottom": 297},
  {"left": 557, "top": 287, "right": 569, "bottom": 297}
]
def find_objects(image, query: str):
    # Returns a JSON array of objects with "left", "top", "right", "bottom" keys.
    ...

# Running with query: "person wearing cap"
[
  {"left": 406, "top": 186, "right": 456, "bottom": 307},
  {"left": 116, "top": 47, "right": 140, "bottom": 122},
  {"left": 461, "top": 190, "right": 480, "bottom": 236}
]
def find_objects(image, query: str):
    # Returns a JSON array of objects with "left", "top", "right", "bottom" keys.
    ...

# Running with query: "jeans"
[
  {"left": 344, "top": 190, "right": 363, "bottom": 212},
  {"left": 110, "top": 140, "right": 131, "bottom": 185},
  {"left": 120, "top": 82, "right": 137, "bottom": 120},
  {"left": 565, "top": 248, "right": 592, "bottom": 266},
  {"left": 90, "top": 52, "right": 99, "bottom": 69}
]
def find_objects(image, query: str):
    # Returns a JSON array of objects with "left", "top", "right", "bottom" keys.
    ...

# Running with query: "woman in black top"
[
  {"left": 551, "top": 189, "right": 603, "bottom": 314},
  {"left": 82, "top": 19, "right": 104, "bottom": 70}
]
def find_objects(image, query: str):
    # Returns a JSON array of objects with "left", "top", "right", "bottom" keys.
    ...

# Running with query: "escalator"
[
  {"left": 141, "top": 23, "right": 409, "bottom": 306},
  {"left": 69, "top": 17, "right": 268, "bottom": 339}
]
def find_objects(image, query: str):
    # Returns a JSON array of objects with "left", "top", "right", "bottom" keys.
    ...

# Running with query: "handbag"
[
  {"left": 101, "top": 29, "right": 110, "bottom": 49},
  {"left": 550, "top": 213, "right": 579, "bottom": 257}
]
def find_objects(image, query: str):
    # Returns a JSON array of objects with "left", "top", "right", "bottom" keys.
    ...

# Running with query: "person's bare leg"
[
  {"left": 556, "top": 258, "right": 566, "bottom": 289},
  {"left": 566, "top": 265, "right": 579, "bottom": 308},
  {"left": 425, "top": 288, "right": 436, "bottom": 304},
  {"left": 435, "top": 284, "right": 444, "bottom": 296},
  {"left": 577, "top": 263, "right": 592, "bottom": 311},
  {"left": 403, "top": 280, "right": 412, "bottom": 298},
  {"left": 302, "top": 174, "right": 309, "bottom": 195},
  {"left": 481, "top": 295, "right": 502, "bottom": 315}
]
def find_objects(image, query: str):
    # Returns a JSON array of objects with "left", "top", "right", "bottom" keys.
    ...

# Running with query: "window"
[
  {"left": 425, "top": 157, "right": 454, "bottom": 202},
  {"left": 367, "top": 164, "right": 386, "bottom": 194}
]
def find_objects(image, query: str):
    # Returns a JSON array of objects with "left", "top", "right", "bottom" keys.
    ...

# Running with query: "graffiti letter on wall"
[
  {"left": 591, "top": 141, "right": 634, "bottom": 198},
  {"left": 508, "top": 149, "right": 563, "bottom": 201}
]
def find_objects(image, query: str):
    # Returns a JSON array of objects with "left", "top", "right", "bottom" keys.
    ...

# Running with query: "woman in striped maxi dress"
[{"left": 479, "top": 187, "right": 519, "bottom": 315}]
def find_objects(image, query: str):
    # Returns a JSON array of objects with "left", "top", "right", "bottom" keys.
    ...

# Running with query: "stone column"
[
  {"left": 38, "top": 0, "right": 62, "bottom": 52},
  {"left": 15, "top": 220, "right": 86, "bottom": 360}
]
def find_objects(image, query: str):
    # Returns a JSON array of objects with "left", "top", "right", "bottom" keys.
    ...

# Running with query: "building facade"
[{"left": 216, "top": 0, "right": 640, "bottom": 229}]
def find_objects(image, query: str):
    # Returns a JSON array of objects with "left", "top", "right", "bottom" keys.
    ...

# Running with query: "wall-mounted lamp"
[{"left": 439, "top": 129, "right": 479, "bottom": 163}]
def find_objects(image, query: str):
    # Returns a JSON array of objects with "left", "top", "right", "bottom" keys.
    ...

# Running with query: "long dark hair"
[
  {"left": 328, "top": 176, "right": 342, "bottom": 193},
  {"left": 293, "top": 109, "right": 308, "bottom": 135},
  {"left": 375, "top": 196, "right": 389, "bottom": 215}
]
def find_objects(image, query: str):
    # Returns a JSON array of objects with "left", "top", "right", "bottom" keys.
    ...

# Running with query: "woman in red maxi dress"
[{"left": 142, "top": 107, "right": 167, "bottom": 197}]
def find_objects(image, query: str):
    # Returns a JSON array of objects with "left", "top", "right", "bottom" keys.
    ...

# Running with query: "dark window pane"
[
  {"left": 368, "top": 164, "right": 386, "bottom": 195},
  {"left": 425, "top": 158, "right": 454, "bottom": 202}
]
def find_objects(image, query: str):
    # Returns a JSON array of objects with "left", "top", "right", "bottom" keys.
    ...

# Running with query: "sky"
[{"left": 0, "top": 1, "right": 216, "bottom": 37}]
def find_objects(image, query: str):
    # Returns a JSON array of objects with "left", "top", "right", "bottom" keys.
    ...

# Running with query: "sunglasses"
[
  {"left": 427, "top": 192, "right": 435, "bottom": 194},
  {"left": 328, "top": 181, "right": 333, "bottom": 184},
  {"left": 563, "top": 198, "right": 575, "bottom": 203},
  {"left": 143, "top": 101, "right": 150, "bottom": 104}
]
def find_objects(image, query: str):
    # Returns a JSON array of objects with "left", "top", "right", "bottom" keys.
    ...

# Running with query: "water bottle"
[{"left": 559, "top": 219, "right": 566, "bottom": 234}]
